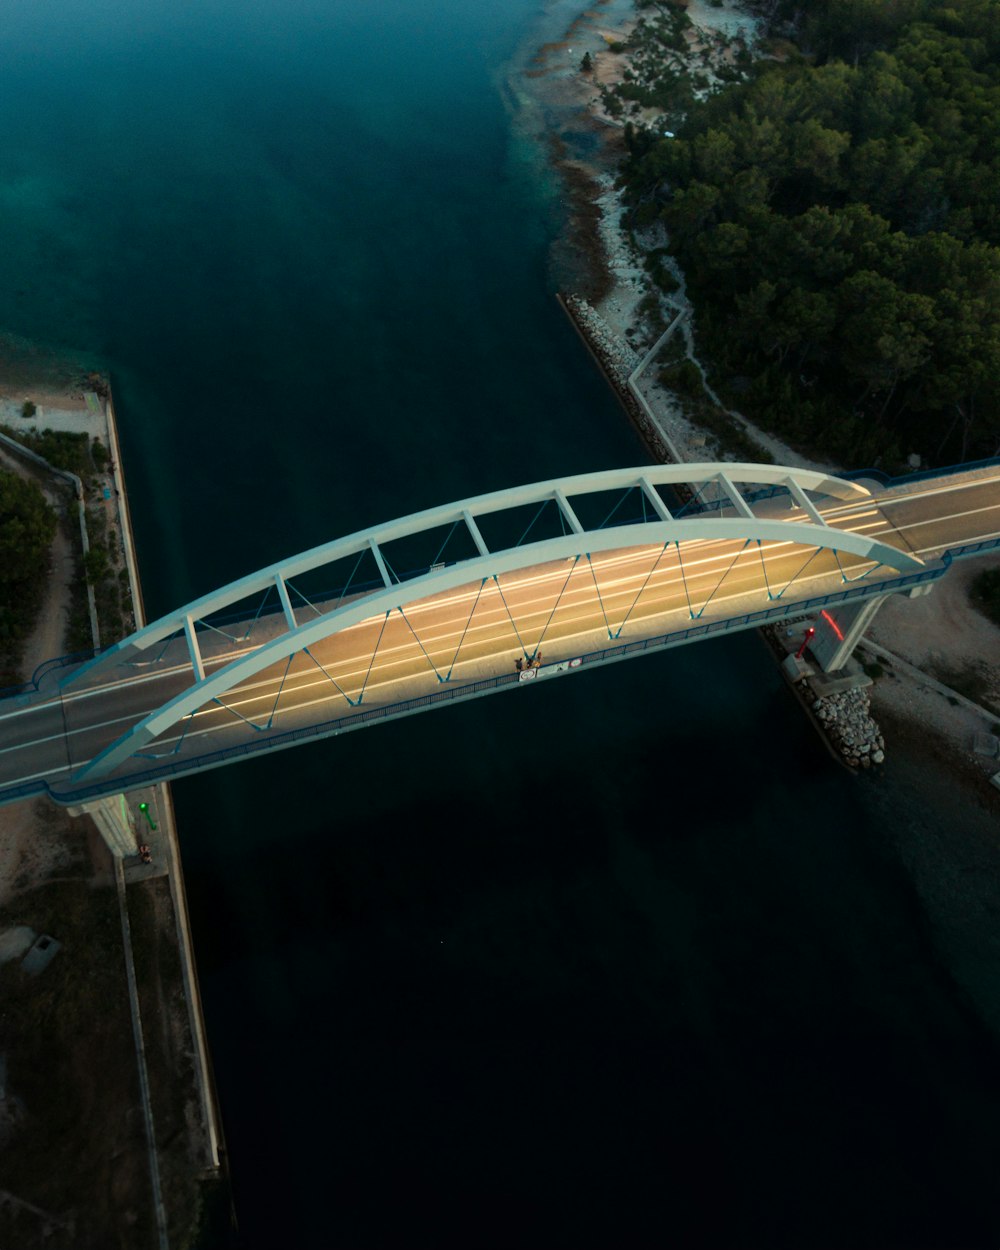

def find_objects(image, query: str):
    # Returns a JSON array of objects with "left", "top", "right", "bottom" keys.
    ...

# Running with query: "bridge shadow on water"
[{"left": 178, "top": 632, "right": 1000, "bottom": 1250}]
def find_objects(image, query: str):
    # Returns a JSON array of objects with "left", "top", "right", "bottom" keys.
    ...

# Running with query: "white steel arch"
[
  {"left": 64, "top": 462, "right": 881, "bottom": 686},
  {"left": 67, "top": 464, "right": 918, "bottom": 782}
]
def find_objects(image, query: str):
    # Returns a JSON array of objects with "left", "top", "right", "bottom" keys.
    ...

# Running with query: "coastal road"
[{"left": 1, "top": 467, "right": 997, "bottom": 801}]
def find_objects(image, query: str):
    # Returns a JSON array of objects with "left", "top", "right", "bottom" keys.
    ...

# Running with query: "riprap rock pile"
[
  {"left": 811, "top": 687, "right": 885, "bottom": 768},
  {"left": 564, "top": 295, "right": 640, "bottom": 387}
]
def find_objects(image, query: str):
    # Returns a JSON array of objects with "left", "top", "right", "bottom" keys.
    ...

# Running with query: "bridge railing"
[
  {"left": 728, "top": 455, "right": 1000, "bottom": 512},
  {"left": 0, "top": 649, "right": 98, "bottom": 702},
  {"left": 844, "top": 455, "right": 1000, "bottom": 488}
]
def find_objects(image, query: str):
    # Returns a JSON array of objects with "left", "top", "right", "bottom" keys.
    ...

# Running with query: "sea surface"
[{"left": 2, "top": 2, "right": 999, "bottom": 1246}]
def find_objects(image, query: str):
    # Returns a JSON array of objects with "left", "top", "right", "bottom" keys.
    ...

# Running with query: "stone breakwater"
[
  {"left": 564, "top": 294, "right": 640, "bottom": 385},
  {"left": 560, "top": 293, "right": 675, "bottom": 464},
  {"left": 808, "top": 686, "right": 886, "bottom": 769}
]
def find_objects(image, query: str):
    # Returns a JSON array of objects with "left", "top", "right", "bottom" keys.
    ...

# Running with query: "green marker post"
[{"left": 138, "top": 801, "right": 157, "bottom": 832}]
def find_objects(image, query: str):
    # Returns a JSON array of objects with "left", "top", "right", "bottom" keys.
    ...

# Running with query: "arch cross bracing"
[{"left": 66, "top": 463, "right": 919, "bottom": 784}]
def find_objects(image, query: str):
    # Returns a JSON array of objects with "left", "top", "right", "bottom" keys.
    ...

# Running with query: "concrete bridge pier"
[
  {"left": 67, "top": 794, "right": 139, "bottom": 859},
  {"left": 810, "top": 584, "right": 935, "bottom": 673}
]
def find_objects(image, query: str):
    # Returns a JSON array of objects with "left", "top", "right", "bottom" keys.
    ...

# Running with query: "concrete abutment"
[{"left": 809, "top": 584, "right": 936, "bottom": 673}]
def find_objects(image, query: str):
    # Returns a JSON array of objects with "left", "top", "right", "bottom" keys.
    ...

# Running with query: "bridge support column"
[
  {"left": 809, "top": 585, "right": 934, "bottom": 672},
  {"left": 810, "top": 595, "right": 889, "bottom": 672},
  {"left": 66, "top": 794, "right": 139, "bottom": 859}
]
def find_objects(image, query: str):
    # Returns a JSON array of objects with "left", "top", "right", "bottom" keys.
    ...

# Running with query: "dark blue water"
[{"left": 2, "top": 3, "right": 999, "bottom": 1246}]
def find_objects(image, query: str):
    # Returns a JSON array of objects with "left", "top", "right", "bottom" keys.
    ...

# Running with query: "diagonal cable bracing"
[
  {"left": 262, "top": 654, "right": 295, "bottom": 728},
  {"left": 597, "top": 487, "right": 634, "bottom": 531},
  {"left": 286, "top": 580, "right": 327, "bottom": 620},
  {"left": 444, "top": 577, "right": 489, "bottom": 680},
  {"left": 689, "top": 540, "right": 751, "bottom": 619},
  {"left": 756, "top": 539, "right": 776, "bottom": 600},
  {"left": 302, "top": 646, "right": 356, "bottom": 705},
  {"left": 380, "top": 550, "right": 402, "bottom": 585},
  {"left": 834, "top": 550, "right": 885, "bottom": 584},
  {"left": 146, "top": 632, "right": 181, "bottom": 667},
  {"left": 209, "top": 654, "right": 295, "bottom": 732},
  {"left": 197, "top": 583, "right": 273, "bottom": 643},
  {"left": 134, "top": 709, "right": 197, "bottom": 760},
  {"left": 354, "top": 611, "right": 391, "bottom": 705},
  {"left": 244, "top": 585, "right": 277, "bottom": 638},
  {"left": 515, "top": 499, "right": 550, "bottom": 548},
  {"left": 432, "top": 520, "right": 461, "bottom": 567},
  {"left": 396, "top": 605, "right": 446, "bottom": 683},
  {"left": 300, "top": 620, "right": 393, "bottom": 708},
  {"left": 769, "top": 544, "right": 823, "bottom": 599},
  {"left": 674, "top": 542, "right": 696, "bottom": 620},
  {"left": 674, "top": 479, "right": 713, "bottom": 519},
  {"left": 124, "top": 626, "right": 183, "bottom": 668},
  {"left": 335, "top": 549, "right": 369, "bottom": 611},
  {"left": 615, "top": 543, "right": 671, "bottom": 637},
  {"left": 529, "top": 555, "right": 580, "bottom": 657},
  {"left": 492, "top": 574, "right": 531, "bottom": 657},
  {"left": 586, "top": 554, "right": 615, "bottom": 639}
]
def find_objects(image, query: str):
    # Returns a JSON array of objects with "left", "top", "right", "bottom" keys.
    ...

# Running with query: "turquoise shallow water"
[{"left": 2, "top": 2, "right": 1000, "bottom": 1246}]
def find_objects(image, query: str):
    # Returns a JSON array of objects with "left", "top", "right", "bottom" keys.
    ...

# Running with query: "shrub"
[{"left": 83, "top": 545, "right": 110, "bottom": 585}]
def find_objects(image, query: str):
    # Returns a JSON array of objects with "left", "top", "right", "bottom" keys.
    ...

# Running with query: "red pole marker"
[{"left": 796, "top": 626, "right": 816, "bottom": 660}]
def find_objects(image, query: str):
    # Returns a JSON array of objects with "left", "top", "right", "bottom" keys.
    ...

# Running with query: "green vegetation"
[
  {"left": 20, "top": 400, "right": 36, "bottom": 419},
  {"left": 659, "top": 357, "right": 774, "bottom": 461},
  {"left": 0, "top": 426, "right": 133, "bottom": 669},
  {"left": 969, "top": 567, "right": 1000, "bottom": 628},
  {"left": 620, "top": 0, "right": 1000, "bottom": 467},
  {"left": 83, "top": 500, "right": 128, "bottom": 643},
  {"left": 0, "top": 469, "right": 57, "bottom": 686},
  {"left": 0, "top": 424, "right": 90, "bottom": 477},
  {"left": 604, "top": 7, "right": 698, "bottom": 125}
]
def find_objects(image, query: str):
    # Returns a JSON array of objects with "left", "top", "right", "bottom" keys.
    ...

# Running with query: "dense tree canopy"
[
  {"left": 624, "top": 0, "right": 1000, "bottom": 465},
  {"left": 0, "top": 468, "right": 56, "bottom": 673}
]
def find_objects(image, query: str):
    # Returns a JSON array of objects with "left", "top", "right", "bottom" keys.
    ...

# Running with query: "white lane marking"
[{"left": 822, "top": 473, "right": 1000, "bottom": 518}]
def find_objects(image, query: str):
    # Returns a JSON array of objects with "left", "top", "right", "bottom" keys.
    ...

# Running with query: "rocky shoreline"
[
  {"left": 558, "top": 293, "right": 677, "bottom": 464},
  {"left": 808, "top": 686, "right": 886, "bottom": 769}
]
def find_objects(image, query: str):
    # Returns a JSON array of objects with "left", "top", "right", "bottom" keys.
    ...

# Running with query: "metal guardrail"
[
  {"left": 845, "top": 455, "right": 1000, "bottom": 488},
  {"left": 0, "top": 649, "right": 97, "bottom": 700}
]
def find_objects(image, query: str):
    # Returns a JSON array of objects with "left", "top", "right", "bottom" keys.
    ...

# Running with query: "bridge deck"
[{"left": 1, "top": 465, "right": 997, "bottom": 805}]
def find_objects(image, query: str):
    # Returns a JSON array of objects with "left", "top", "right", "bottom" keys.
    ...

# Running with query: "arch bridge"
[{"left": 3, "top": 459, "right": 997, "bottom": 808}]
